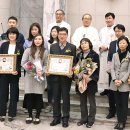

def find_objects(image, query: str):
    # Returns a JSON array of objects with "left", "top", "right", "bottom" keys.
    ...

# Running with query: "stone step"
[
  {"left": 19, "top": 88, "right": 130, "bottom": 105},
  {"left": 18, "top": 95, "right": 130, "bottom": 116},
  {"left": 17, "top": 72, "right": 130, "bottom": 126},
  {"left": 19, "top": 82, "right": 130, "bottom": 115},
  {"left": 19, "top": 74, "right": 130, "bottom": 104},
  {"left": 16, "top": 105, "right": 130, "bottom": 126}
]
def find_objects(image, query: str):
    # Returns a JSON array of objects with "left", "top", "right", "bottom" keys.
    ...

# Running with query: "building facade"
[{"left": 0, "top": 0, "right": 130, "bottom": 38}]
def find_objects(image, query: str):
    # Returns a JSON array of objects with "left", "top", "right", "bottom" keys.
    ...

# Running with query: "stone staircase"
[{"left": 18, "top": 73, "right": 130, "bottom": 125}]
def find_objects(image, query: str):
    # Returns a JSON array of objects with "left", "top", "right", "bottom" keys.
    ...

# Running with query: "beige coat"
[
  {"left": 21, "top": 48, "right": 48, "bottom": 94},
  {"left": 110, "top": 51, "right": 130, "bottom": 92}
]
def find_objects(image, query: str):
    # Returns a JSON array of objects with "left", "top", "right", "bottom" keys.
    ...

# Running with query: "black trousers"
[
  {"left": 108, "top": 74, "right": 116, "bottom": 115},
  {"left": 114, "top": 91, "right": 129, "bottom": 123},
  {"left": 108, "top": 90, "right": 116, "bottom": 114},
  {"left": 80, "top": 91, "right": 96, "bottom": 123},
  {"left": 46, "top": 76, "right": 53, "bottom": 104},
  {"left": 0, "top": 74, "right": 19, "bottom": 117},
  {"left": 24, "top": 94, "right": 43, "bottom": 118},
  {"left": 52, "top": 78, "right": 71, "bottom": 121}
]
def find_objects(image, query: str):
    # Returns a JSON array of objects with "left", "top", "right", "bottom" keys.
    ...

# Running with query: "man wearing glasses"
[
  {"left": 72, "top": 13, "right": 100, "bottom": 54},
  {"left": 46, "top": 9, "right": 71, "bottom": 42}
]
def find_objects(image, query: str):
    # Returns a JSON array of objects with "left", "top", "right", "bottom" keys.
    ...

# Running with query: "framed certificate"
[
  {"left": 46, "top": 54, "right": 73, "bottom": 76},
  {"left": 0, "top": 54, "right": 17, "bottom": 74}
]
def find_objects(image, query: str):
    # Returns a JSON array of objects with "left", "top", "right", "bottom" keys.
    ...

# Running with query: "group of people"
[{"left": 0, "top": 9, "right": 130, "bottom": 130}]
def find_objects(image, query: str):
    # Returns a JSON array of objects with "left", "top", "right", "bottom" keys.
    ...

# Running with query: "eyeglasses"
[
  {"left": 58, "top": 33, "right": 67, "bottom": 36},
  {"left": 55, "top": 13, "right": 63, "bottom": 16},
  {"left": 83, "top": 18, "right": 91, "bottom": 20}
]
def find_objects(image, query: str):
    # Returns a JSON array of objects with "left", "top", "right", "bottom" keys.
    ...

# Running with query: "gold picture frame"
[
  {"left": 0, "top": 54, "right": 17, "bottom": 74},
  {"left": 46, "top": 54, "right": 73, "bottom": 76}
]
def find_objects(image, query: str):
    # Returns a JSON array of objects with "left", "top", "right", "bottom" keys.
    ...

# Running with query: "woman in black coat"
[
  {"left": 0, "top": 27, "right": 24, "bottom": 122},
  {"left": 76, "top": 38, "right": 100, "bottom": 128}
]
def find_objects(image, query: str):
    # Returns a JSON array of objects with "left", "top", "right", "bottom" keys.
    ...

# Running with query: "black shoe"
[
  {"left": 114, "top": 123, "right": 125, "bottom": 129},
  {"left": 86, "top": 122, "right": 94, "bottom": 128},
  {"left": 114, "top": 123, "right": 120, "bottom": 129},
  {"left": 62, "top": 121, "right": 68, "bottom": 128},
  {"left": 8, "top": 117, "right": 14, "bottom": 122},
  {"left": 118, "top": 123, "right": 125, "bottom": 130},
  {"left": 26, "top": 117, "right": 33, "bottom": 124},
  {"left": 77, "top": 121, "right": 86, "bottom": 126},
  {"left": 50, "top": 119, "right": 60, "bottom": 126},
  {"left": 33, "top": 118, "right": 41, "bottom": 125},
  {"left": 106, "top": 113, "right": 115, "bottom": 119},
  {"left": 100, "top": 89, "right": 109, "bottom": 96}
]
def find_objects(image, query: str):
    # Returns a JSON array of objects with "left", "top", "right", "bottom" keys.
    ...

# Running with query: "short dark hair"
[
  {"left": 117, "top": 36, "right": 130, "bottom": 51},
  {"left": 8, "top": 16, "right": 18, "bottom": 22},
  {"left": 28, "top": 22, "right": 41, "bottom": 41},
  {"left": 55, "top": 9, "right": 65, "bottom": 15},
  {"left": 82, "top": 13, "right": 92, "bottom": 20},
  {"left": 6, "top": 27, "right": 19, "bottom": 40},
  {"left": 114, "top": 24, "right": 125, "bottom": 32},
  {"left": 79, "top": 38, "right": 93, "bottom": 50},
  {"left": 59, "top": 27, "right": 68, "bottom": 35},
  {"left": 105, "top": 12, "right": 115, "bottom": 19}
]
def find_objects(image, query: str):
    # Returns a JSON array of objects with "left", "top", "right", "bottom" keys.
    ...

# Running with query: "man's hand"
[
  {"left": 99, "top": 45, "right": 108, "bottom": 52},
  {"left": 67, "top": 71, "right": 73, "bottom": 78},
  {"left": 12, "top": 71, "right": 18, "bottom": 75},
  {"left": 45, "top": 69, "right": 50, "bottom": 76}
]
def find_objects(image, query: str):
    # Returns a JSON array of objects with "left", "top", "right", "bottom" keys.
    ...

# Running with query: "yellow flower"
[
  {"left": 86, "top": 64, "right": 91, "bottom": 68},
  {"left": 124, "top": 57, "right": 129, "bottom": 62},
  {"left": 16, "top": 50, "right": 20, "bottom": 55},
  {"left": 74, "top": 70, "right": 78, "bottom": 74},
  {"left": 65, "top": 49, "right": 71, "bottom": 53}
]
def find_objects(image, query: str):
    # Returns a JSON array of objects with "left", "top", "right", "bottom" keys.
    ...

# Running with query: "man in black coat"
[
  {"left": 107, "top": 24, "right": 126, "bottom": 119},
  {"left": 49, "top": 27, "right": 76, "bottom": 128},
  {"left": 1, "top": 16, "right": 25, "bottom": 45}
]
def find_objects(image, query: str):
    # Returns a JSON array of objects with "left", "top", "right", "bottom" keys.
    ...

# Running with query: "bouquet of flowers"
[
  {"left": 23, "top": 61, "right": 36, "bottom": 76},
  {"left": 72, "top": 58, "right": 98, "bottom": 93},
  {"left": 23, "top": 60, "right": 44, "bottom": 83}
]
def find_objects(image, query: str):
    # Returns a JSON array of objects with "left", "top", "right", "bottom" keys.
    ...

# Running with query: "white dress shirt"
[
  {"left": 99, "top": 25, "right": 116, "bottom": 48},
  {"left": 71, "top": 26, "right": 100, "bottom": 54},
  {"left": 46, "top": 21, "right": 71, "bottom": 42},
  {"left": 8, "top": 44, "right": 16, "bottom": 54}
]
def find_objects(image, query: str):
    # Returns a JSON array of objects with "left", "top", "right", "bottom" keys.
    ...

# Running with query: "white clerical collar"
[
  {"left": 106, "top": 24, "right": 115, "bottom": 29},
  {"left": 56, "top": 21, "right": 64, "bottom": 26},
  {"left": 83, "top": 25, "right": 91, "bottom": 28}
]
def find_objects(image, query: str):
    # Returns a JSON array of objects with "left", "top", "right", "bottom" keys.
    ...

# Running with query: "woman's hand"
[
  {"left": 114, "top": 80, "right": 122, "bottom": 87},
  {"left": 37, "top": 69, "right": 43, "bottom": 77}
]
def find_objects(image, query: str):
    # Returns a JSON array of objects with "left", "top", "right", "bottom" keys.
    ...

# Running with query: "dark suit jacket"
[
  {"left": 76, "top": 50, "right": 100, "bottom": 93},
  {"left": 0, "top": 41, "right": 24, "bottom": 77},
  {"left": 1, "top": 33, "right": 25, "bottom": 45},
  {"left": 49, "top": 42, "right": 76, "bottom": 82},
  {"left": 108, "top": 40, "right": 117, "bottom": 62}
]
